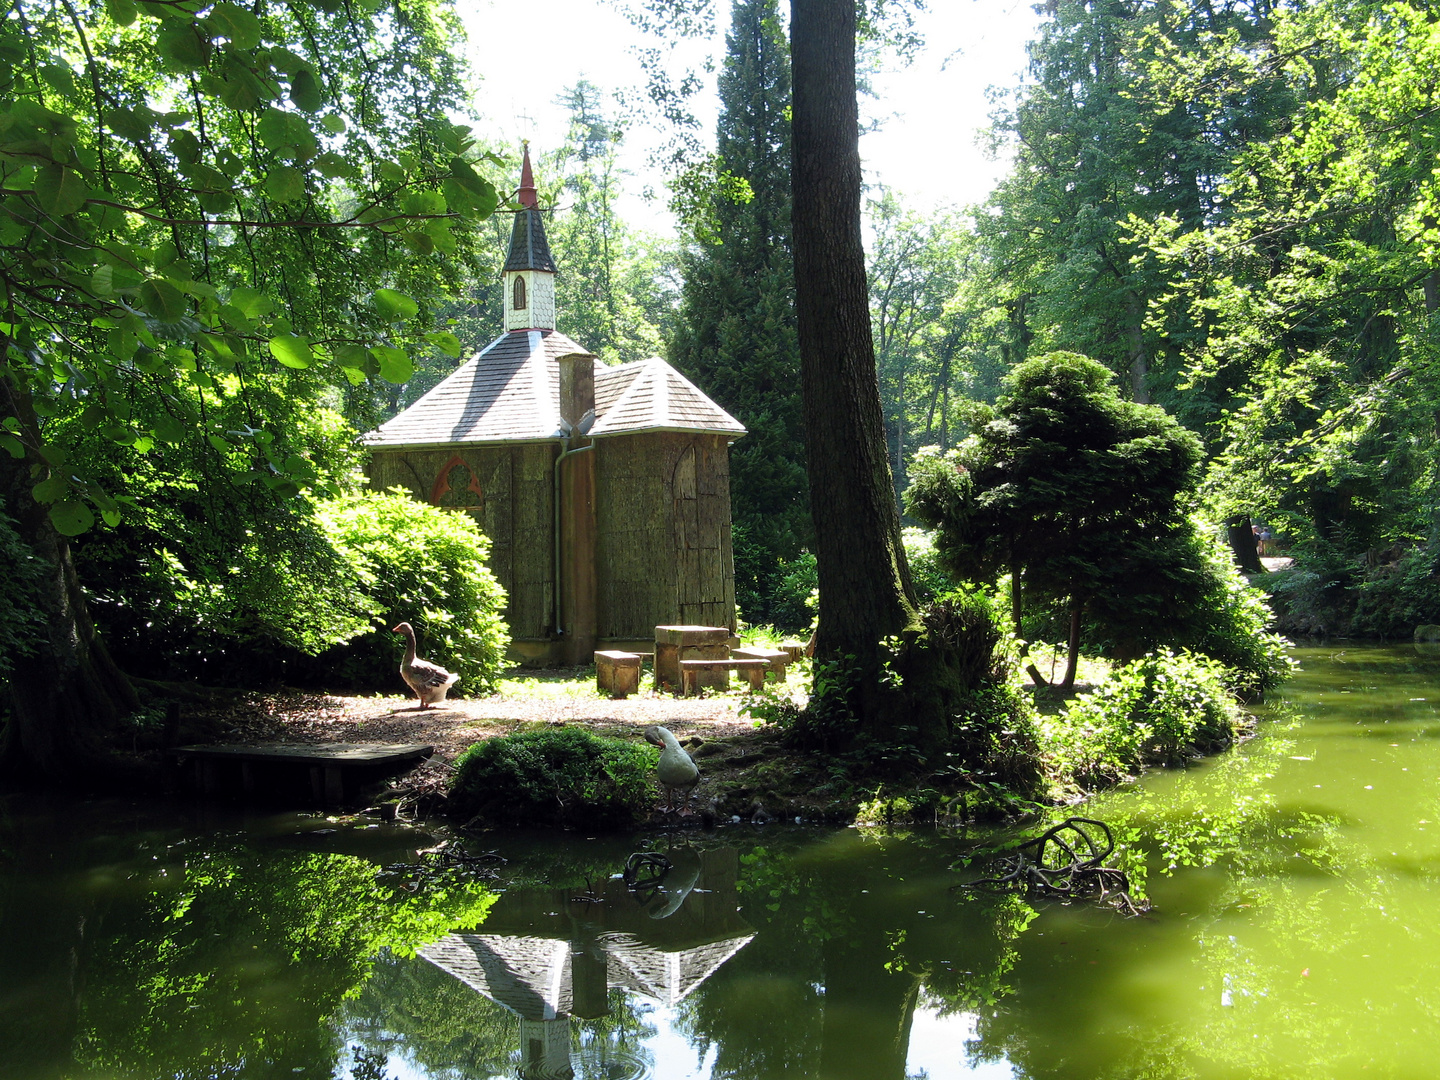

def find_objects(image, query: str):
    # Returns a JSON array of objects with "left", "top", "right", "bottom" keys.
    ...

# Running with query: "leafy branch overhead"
[{"left": 0, "top": 0, "right": 500, "bottom": 534}]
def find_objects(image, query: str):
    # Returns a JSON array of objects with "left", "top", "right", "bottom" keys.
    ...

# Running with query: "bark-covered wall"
[
  {"left": 594, "top": 433, "right": 737, "bottom": 640},
  {"left": 366, "top": 444, "right": 556, "bottom": 640}
]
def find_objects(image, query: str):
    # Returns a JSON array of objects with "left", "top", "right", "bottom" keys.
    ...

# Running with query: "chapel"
[{"left": 362, "top": 149, "right": 745, "bottom": 665}]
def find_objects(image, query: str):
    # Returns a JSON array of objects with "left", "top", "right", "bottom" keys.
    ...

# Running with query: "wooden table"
[{"left": 653, "top": 624, "right": 731, "bottom": 691}]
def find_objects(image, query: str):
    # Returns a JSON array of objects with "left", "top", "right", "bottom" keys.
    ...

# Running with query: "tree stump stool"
[{"left": 595, "top": 650, "right": 643, "bottom": 698}]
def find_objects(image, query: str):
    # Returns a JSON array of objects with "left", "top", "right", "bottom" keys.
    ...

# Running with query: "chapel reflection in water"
[{"left": 421, "top": 845, "right": 753, "bottom": 1079}]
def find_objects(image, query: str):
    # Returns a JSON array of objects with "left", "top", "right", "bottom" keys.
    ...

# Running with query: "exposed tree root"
[{"left": 955, "top": 816, "right": 1148, "bottom": 916}]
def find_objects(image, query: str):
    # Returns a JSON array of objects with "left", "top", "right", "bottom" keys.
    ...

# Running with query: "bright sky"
[{"left": 459, "top": 0, "right": 1041, "bottom": 234}]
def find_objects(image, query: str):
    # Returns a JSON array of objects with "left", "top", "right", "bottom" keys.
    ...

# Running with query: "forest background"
[{"left": 2, "top": 0, "right": 1438, "bottom": 780}]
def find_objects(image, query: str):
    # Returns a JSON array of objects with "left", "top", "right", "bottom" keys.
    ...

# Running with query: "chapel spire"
[{"left": 503, "top": 142, "right": 557, "bottom": 331}]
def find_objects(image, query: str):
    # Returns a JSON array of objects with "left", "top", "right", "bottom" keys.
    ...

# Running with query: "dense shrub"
[
  {"left": 1039, "top": 649, "right": 1242, "bottom": 790},
  {"left": 768, "top": 549, "right": 818, "bottom": 632},
  {"left": 1168, "top": 527, "right": 1295, "bottom": 699},
  {"left": 448, "top": 727, "right": 657, "bottom": 830},
  {"left": 63, "top": 399, "right": 375, "bottom": 685},
  {"left": 315, "top": 491, "right": 510, "bottom": 694},
  {"left": 947, "top": 675, "right": 1046, "bottom": 798},
  {"left": 1349, "top": 546, "right": 1440, "bottom": 638},
  {"left": 903, "top": 527, "right": 958, "bottom": 604},
  {"left": 77, "top": 493, "right": 374, "bottom": 685},
  {"left": 0, "top": 511, "right": 46, "bottom": 682}
]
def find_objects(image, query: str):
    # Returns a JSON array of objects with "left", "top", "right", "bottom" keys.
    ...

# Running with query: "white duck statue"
[
  {"left": 644, "top": 725, "right": 700, "bottom": 813},
  {"left": 391, "top": 622, "right": 459, "bottom": 708}
]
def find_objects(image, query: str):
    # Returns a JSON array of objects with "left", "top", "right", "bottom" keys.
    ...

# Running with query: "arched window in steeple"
[{"left": 512, "top": 275, "right": 527, "bottom": 311}]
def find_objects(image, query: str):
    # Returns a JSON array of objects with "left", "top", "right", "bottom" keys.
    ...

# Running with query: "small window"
[{"left": 512, "top": 275, "right": 527, "bottom": 311}]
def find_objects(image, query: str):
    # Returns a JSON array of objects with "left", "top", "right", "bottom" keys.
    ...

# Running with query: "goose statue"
[
  {"left": 391, "top": 622, "right": 459, "bottom": 708},
  {"left": 644, "top": 725, "right": 700, "bottom": 813}
]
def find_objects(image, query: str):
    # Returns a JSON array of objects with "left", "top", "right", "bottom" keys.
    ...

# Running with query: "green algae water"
[{"left": 3, "top": 643, "right": 1439, "bottom": 1079}]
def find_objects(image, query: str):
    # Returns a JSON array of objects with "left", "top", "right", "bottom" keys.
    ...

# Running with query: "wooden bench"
[
  {"left": 679, "top": 658, "right": 770, "bottom": 696},
  {"left": 595, "top": 650, "right": 643, "bottom": 698},
  {"left": 730, "top": 647, "right": 790, "bottom": 682},
  {"left": 779, "top": 641, "right": 808, "bottom": 662},
  {"left": 172, "top": 742, "right": 433, "bottom": 807}
]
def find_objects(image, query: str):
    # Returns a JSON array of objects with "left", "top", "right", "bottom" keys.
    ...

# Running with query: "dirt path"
[{"left": 211, "top": 685, "right": 769, "bottom": 763}]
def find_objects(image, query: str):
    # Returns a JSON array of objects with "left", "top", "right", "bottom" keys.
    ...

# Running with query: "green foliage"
[
  {"left": 907, "top": 353, "right": 1206, "bottom": 681},
  {"left": 944, "top": 674, "right": 1046, "bottom": 799},
  {"left": 448, "top": 726, "right": 657, "bottom": 830},
  {"left": 901, "top": 527, "right": 957, "bottom": 604},
  {"left": 1339, "top": 546, "right": 1440, "bottom": 639},
  {"left": 0, "top": 0, "right": 497, "bottom": 535},
  {"left": 61, "top": 402, "right": 379, "bottom": 683},
  {"left": 1039, "top": 649, "right": 1242, "bottom": 790},
  {"left": 868, "top": 190, "right": 1002, "bottom": 492},
  {"left": 315, "top": 491, "right": 510, "bottom": 694},
  {"left": 1131, "top": 0, "right": 1440, "bottom": 559},
  {"left": 0, "top": 512, "right": 46, "bottom": 681}
]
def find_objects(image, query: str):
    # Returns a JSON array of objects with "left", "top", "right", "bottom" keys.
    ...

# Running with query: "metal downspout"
[{"left": 552, "top": 438, "right": 593, "bottom": 637}]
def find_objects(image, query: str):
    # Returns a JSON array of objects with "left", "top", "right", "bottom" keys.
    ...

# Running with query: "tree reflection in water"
[{"left": 0, "top": 798, "right": 494, "bottom": 1080}]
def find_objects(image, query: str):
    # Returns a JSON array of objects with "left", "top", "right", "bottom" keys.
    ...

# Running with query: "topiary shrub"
[
  {"left": 447, "top": 727, "right": 658, "bottom": 830},
  {"left": 1040, "top": 648, "right": 1242, "bottom": 790},
  {"left": 314, "top": 490, "right": 510, "bottom": 695}
]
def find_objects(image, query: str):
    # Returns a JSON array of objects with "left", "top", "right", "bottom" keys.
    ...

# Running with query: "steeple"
[{"left": 503, "top": 142, "right": 557, "bottom": 331}]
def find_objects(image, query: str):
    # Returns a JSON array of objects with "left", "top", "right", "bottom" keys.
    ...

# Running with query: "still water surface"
[{"left": 3, "top": 644, "right": 1439, "bottom": 1079}]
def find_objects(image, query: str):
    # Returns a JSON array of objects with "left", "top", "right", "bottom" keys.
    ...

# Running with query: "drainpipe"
[{"left": 552, "top": 435, "right": 593, "bottom": 637}]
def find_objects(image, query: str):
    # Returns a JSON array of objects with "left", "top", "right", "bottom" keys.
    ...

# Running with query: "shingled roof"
[
  {"left": 592, "top": 356, "right": 745, "bottom": 437},
  {"left": 361, "top": 333, "right": 745, "bottom": 449},
  {"left": 503, "top": 209, "right": 557, "bottom": 273}
]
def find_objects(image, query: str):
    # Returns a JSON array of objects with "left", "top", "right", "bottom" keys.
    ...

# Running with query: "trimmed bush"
[
  {"left": 448, "top": 727, "right": 658, "bottom": 830},
  {"left": 315, "top": 491, "right": 510, "bottom": 694},
  {"left": 1040, "top": 648, "right": 1242, "bottom": 790}
]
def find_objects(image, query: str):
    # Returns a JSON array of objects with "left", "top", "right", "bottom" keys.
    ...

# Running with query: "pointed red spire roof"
[
  {"left": 504, "top": 143, "right": 556, "bottom": 273},
  {"left": 517, "top": 141, "right": 538, "bottom": 209}
]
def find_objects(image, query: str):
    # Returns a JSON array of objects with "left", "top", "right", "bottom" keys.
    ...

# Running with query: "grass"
[{"left": 495, "top": 667, "right": 606, "bottom": 700}]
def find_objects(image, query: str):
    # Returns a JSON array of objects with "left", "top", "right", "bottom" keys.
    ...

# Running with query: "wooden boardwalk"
[{"left": 173, "top": 742, "right": 433, "bottom": 807}]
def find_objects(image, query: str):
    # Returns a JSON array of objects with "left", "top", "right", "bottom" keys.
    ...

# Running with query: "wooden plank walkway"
[{"left": 173, "top": 742, "right": 433, "bottom": 807}]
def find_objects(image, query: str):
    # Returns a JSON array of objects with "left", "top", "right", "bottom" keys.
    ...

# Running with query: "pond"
[{"left": 2, "top": 643, "right": 1438, "bottom": 1079}]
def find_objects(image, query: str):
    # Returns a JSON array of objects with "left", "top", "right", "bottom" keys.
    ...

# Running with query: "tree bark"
[
  {"left": 1012, "top": 564, "right": 1049, "bottom": 688},
  {"left": 1060, "top": 603, "right": 1082, "bottom": 692},
  {"left": 0, "top": 374, "right": 138, "bottom": 784},
  {"left": 1225, "top": 514, "right": 1264, "bottom": 575},
  {"left": 790, "top": 0, "right": 916, "bottom": 679}
]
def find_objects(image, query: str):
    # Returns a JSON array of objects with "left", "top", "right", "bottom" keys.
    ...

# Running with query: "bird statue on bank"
[
  {"left": 644, "top": 725, "right": 700, "bottom": 813},
  {"left": 391, "top": 622, "right": 459, "bottom": 709}
]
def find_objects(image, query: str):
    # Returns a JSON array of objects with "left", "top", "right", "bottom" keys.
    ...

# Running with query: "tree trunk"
[
  {"left": 1225, "top": 514, "right": 1264, "bottom": 574},
  {"left": 818, "top": 931, "right": 920, "bottom": 1080},
  {"left": 790, "top": 0, "right": 916, "bottom": 678},
  {"left": 1060, "top": 603, "right": 1082, "bottom": 692},
  {"left": 0, "top": 375, "right": 138, "bottom": 784},
  {"left": 1012, "top": 565, "right": 1049, "bottom": 689}
]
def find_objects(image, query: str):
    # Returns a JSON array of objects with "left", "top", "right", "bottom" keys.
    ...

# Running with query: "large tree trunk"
[
  {"left": 1225, "top": 514, "right": 1264, "bottom": 575},
  {"left": 790, "top": 0, "right": 916, "bottom": 681},
  {"left": 0, "top": 375, "right": 138, "bottom": 784}
]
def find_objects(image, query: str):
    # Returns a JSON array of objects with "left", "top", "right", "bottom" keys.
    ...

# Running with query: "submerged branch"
[{"left": 954, "top": 816, "right": 1148, "bottom": 916}]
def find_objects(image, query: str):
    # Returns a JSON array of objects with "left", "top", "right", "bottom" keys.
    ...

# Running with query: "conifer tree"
[{"left": 669, "top": 0, "right": 809, "bottom": 623}]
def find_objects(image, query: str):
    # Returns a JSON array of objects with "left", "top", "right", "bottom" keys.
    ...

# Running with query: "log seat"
[{"left": 679, "top": 658, "right": 770, "bottom": 696}]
